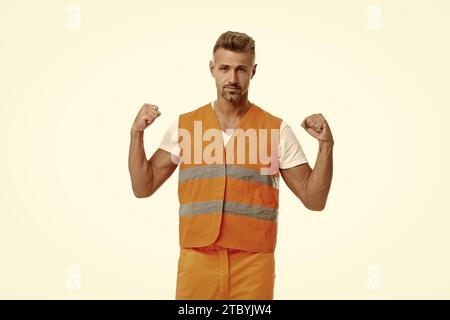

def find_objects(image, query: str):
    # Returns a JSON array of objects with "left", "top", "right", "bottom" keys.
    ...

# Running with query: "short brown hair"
[{"left": 212, "top": 31, "right": 255, "bottom": 62}]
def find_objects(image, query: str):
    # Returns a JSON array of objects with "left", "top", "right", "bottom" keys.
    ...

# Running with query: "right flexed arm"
[{"left": 128, "top": 103, "right": 178, "bottom": 198}]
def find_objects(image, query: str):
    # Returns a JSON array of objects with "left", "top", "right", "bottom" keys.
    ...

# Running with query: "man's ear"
[
  {"left": 251, "top": 63, "right": 257, "bottom": 79},
  {"left": 209, "top": 60, "right": 215, "bottom": 77}
]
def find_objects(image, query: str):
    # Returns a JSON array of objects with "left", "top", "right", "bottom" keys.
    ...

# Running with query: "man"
[{"left": 128, "top": 31, "right": 334, "bottom": 300}]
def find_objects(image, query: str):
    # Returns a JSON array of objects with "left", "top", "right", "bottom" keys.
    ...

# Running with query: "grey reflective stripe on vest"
[
  {"left": 179, "top": 200, "right": 278, "bottom": 221},
  {"left": 179, "top": 164, "right": 279, "bottom": 189},
  {"left": 179, "top": 164, "right": 225, "bottom": 182},
  {"left": 179, "top": 200, "right": 223, "bottom": 216},
  {"left": 226, "top": 165, "right": 279, "bottom": 189}
]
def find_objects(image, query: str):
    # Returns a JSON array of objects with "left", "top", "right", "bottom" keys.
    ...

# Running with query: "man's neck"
[{"left": 213, "top": 96, "right": 251, "bottom": 120}]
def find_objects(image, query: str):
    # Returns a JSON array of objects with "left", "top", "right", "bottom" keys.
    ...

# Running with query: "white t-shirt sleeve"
[
  {"left": 278, "top": 120, "right": 309, "bottom": 169},
  {"left": 158, "top": 117, "right": 180, "bottom": 157}
]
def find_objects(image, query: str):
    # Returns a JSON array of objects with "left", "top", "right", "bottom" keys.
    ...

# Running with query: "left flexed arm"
[
  {"left": 301, "top": 113, "right": 334, "bottom": 211},
  {"left": 280, "top": 113, "right": 334, "bottom": 211}
]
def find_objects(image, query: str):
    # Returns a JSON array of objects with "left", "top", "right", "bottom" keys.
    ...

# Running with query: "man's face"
[{"left": 209, "top": 48, "right": 257, "bottom": 103}]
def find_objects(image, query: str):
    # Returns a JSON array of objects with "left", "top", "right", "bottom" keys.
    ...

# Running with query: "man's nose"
[{"left": 229, "top": 70, "right": 238, "bottom": 84}]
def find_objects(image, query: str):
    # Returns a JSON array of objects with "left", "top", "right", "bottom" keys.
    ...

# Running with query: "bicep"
[
  {"left": 280, "top": 162, "right": 312, "bottom": 208},
  {"left": 147, "top": 148, "right": 179, "bottom": 196}
]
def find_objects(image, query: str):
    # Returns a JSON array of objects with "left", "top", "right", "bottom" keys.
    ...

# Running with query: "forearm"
[
  {"left": 305, "top": 140, "right": 334, "bottom": 210},
  {"left": 128, "top": 130, "right": 153, "bottom": 197}
]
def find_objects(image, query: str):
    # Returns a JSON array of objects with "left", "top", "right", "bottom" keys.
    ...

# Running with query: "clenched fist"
[
  {"left": 131, "top": 103, "right": 161, "bottom": 133},
  {"left": 301, "top": 113, "right": 334, "bottom": 143}
]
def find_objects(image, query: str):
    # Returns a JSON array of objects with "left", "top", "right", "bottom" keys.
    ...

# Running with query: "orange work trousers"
[{"left": 175, "top": 244, "right": 276, "bottom": 300}]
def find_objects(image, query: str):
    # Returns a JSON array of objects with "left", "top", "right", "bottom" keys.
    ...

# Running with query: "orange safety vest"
[{"left": 177, "top": 101, "right": 282, "bottom": 253}]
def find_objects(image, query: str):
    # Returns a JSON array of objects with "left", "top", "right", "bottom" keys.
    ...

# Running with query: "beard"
[{"left": 222, "top": 88, "right": 243, "bottom": 102}]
